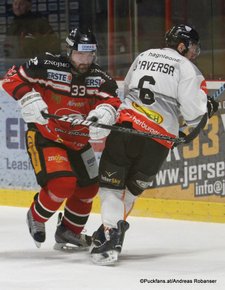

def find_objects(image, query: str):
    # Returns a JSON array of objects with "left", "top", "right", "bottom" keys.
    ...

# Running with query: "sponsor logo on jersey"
[
  {"left": 85, "top": 76, "right": 102, "bottom": 87},
  {"left": 44, "top": 148, "right": 72, "bottom": 173},
  {"left": 148, "top": 52, "right": 180, "bottom": 62},
  {"left": 132, "top": 115, "right": 152, "bottom": 131},
  {"left": 132, "top": 102, "right": 163, "bottom": 124},
  {"left": 67, "top": 100, "right": 85, "bottom": 107},
  {"left": 100, "top": 174, "right": 121, "bottom": 186},
  {"left": 44, "top": 60, "right": 70, "bottom": 68},
  {"left": 105, "top": 171, "right": 117, "bottom": 177},
  {"left": 136, "top": 180, "right": 153, "bottom": 189},
  {"left": 28, "top": 57, "right": 38, "bottom": 66},
  {"left": 91, "top": 68, "right": 111, "bottom": 80},
  {"left": 47, "top": 69, "right": 72, "bottom": 83},
  {"left": 48, "top": 154, "right": 68, "bottom": 163},
  {"left": 87, "top": 156, "right": 96, "bottom": 165}
]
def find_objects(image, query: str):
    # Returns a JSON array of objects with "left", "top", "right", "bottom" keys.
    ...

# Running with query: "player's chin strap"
[{"left": 41, "top": 112, "right": 207, "bottom": 145}]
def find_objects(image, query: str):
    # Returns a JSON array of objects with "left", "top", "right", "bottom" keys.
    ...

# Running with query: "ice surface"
[{"left": 0, "top": 206, "right": 225, "bottom": 290}]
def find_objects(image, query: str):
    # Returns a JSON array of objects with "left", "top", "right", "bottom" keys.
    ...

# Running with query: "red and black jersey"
[{"left": 2, "top": 53, "right": 121, "bottom": 150}]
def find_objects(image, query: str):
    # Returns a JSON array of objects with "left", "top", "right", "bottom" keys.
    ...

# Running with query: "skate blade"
[
  {"left": 90, "top": 250, "right": 119, "bottom": 266},
  {"left": 54, "top": 242, "right": 88, "bottom": 252}
]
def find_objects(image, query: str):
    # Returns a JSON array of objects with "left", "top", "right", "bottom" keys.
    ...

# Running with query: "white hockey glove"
[
  {"left": 18, "top": 91, "right": 48, "bottom": 125},
  {"left": 87, "top": 104, "right": 117, "bottom": 140}
]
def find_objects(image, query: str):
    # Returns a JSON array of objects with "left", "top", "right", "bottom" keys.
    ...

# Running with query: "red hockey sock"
[
  {"left": 31, "top": 176, "right": 77, "bottom": 222},
  {"left": 62, "top": 183, "right": 98, "bottom": 234}
]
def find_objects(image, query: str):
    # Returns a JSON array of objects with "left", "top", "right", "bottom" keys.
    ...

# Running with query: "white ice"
[{"left": 0, "top": 206, "right": 225, "bottom": 290}]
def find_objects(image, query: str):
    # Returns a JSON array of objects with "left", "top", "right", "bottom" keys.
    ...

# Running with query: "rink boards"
[
  {"left": 0, "top": 188, "right": 225, "bottom": 223},
  {"left": 0, "top": 81, "right": 225, "bottom": 223}
]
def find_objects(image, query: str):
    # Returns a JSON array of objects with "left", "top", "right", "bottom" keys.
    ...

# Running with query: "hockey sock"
[
  {"left": 123, "top": 189, "right": 137, "bottom": 218},
  {"left": 99, "top": 187, "right": 126, "bottom": 229},
  {"left": 62, "top": 183, "right": 98, "bottom": 234},
  {"left": 31, "top": 176, "right": 77, "bottom": 223}
]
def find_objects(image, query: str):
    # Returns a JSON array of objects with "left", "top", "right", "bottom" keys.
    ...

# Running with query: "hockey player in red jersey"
[
  {"left": 2, "top": 27, "right": 120, "bottom": 249},
  {"left": 89, "top": 24, "right": 219, "bottom": 265}
]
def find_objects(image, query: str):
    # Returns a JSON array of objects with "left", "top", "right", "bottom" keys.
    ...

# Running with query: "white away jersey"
[{"left": 118, "top": 48, "right": 208, "bottom": 144}]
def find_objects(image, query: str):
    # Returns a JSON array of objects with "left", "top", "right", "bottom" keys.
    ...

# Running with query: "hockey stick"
[
  {"left": 41, "top": 112, "right": 186, "bottom": 144},
  {"left": 180, "top": 82, "right": 225, "bottom": 131},
  {"left": 211, "top": 82, "right": 225, "bottom": 100},
  {"left": 182, "top": 113, "right": 208, "bottom": 143}
]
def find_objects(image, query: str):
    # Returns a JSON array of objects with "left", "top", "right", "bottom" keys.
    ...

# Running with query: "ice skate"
[
  {"left": 89, "top": 224, "right": 106, "bottom": 253},
  {"left": 54, "top": 213, "right": 92, "bottom": 251},
  {"left": 26, "top": 208, "right": 46, "bottom": 248},
  {"left": 90, "top": 220, "right": 129, "bottom": 266}
]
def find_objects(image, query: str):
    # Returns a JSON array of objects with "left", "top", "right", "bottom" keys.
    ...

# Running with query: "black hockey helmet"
[
  {"left": 165, "top": 24, "right": 200, "bottom": 56},
  {"left": 66, "top": 27, "right": 97, "bottom": 53}
]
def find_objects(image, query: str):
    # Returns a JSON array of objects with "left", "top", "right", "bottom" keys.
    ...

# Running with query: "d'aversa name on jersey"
[{"left": 137, "top": 61, "right": 175, "bottom": 76}]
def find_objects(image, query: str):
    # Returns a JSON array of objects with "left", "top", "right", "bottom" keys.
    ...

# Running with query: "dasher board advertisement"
[{"left": 0, "top": 81, "right": 225, "bottom": 205}]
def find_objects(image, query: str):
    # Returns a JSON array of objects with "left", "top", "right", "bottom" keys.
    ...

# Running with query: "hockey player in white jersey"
[{"left": 89, "top": 24, "right": 219, "bottom": 265}]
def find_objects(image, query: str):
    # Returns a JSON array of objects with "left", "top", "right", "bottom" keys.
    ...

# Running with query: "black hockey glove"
[{"left": 207, "top": 96, "right": 219, "bottom": 118}]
